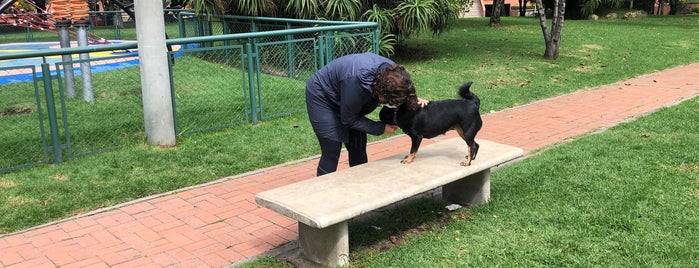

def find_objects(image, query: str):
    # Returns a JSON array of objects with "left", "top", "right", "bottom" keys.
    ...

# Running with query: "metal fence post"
[
  {"left": 286, "top": 23, "right": 296, "bottom": 79},
  {"left": 245, "top": 42, "right": 258, "bottom": 124},
  {"left": 41, "top": 62, "right": 63, "bottom": 164},
  {"left": 113, "top": 12, "right": 122, "bottom": 40},
  {"left": 317, "top": 35, "right": 326, "bottom": 68},
  {"left": 177, "top": 11, "right": 187, "bottom": 38},
  {"left": 373, "top": 28, "right": 380, "bottom": 54},
  {"left": 25, "top": 27, "right": 34, "bottom": 42},
  {"left": 168, "top": 50, "right": 180, "bottom": 135},
  {"left": 324, "top": 31, "right": 336, "bottom": 64}
]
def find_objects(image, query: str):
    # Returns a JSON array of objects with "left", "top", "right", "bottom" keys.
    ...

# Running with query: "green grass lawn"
[
  {"left": 240, "top": 90, "right": 699, "bottom": 268},
  {"left": 344, "top": 97, "right": 699, "bottom": 267},
  {"left": 1, "top": 15, "right": 698, "bottom": 235}
]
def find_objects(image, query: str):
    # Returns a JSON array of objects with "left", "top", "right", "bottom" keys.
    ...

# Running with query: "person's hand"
[
  {"left": 384, "top": 124, "right": 398, "bottom": 134},
  {"left": 417, "top": 97, "right": 429, "bottom": 107}
]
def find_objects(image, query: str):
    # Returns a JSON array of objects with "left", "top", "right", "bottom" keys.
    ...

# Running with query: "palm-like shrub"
[
  {"left": 184, "top": 0, "right": 467, "bottom": 56},
  {"left": 231, "top": 0, "right": 278, "bottom": 16},
  {"left": 187, "top": 0, "right": 226, "bottom": 17},
  {"left": 362, "top": 4, "right": 397, "bottom": 55},
  {"left": 580, "top": 0, "right": 625, "bottom": 17},
  {"left": 324, "top": 0, "right": 363, "bottom": 20},
  {"left": 284, "top": 0, "right": 318, "bottom": 19}
]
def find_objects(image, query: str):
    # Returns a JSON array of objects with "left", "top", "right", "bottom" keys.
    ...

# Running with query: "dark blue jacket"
[{"left": 305, "top": 53, "right": 394, "bottom": 142}]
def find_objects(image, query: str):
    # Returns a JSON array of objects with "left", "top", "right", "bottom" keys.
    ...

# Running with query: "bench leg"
[
  {"left": 442, "top": 168, "right": 491, "bottom": 205},
  {"left": 298, "top": 221, "right": 349, "bottom": 267}
]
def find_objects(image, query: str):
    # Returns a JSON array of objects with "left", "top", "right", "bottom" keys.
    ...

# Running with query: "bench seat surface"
[{"left": 255, "top": 138, "right": 523, "bottom": 229}]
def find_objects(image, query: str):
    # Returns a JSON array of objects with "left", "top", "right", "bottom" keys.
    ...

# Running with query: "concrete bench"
[{"left": 255, "top": 138, "right": 523, "bottom": 266}]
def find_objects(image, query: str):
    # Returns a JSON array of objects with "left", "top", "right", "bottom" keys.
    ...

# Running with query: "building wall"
[{"left": 481, "top": 0, "right": 535, "bottom": 17}]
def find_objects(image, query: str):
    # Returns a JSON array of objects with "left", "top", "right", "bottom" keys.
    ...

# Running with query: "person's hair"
[{"left": 372, "top": 64, "right": 418, "bottom": 110}]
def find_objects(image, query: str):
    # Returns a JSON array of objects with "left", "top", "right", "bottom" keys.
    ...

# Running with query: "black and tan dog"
[{"left": 379, "top": 82, "right": 482, "bottom": 166}]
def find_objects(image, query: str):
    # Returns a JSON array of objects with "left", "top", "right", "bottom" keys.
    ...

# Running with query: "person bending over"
[{"left": 305, "top": 52, "right": 428, "bottom": 176}]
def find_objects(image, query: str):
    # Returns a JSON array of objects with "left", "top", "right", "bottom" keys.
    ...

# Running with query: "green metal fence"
[
  {"left": 5, "top": 9, "right": 186, "bottom": 42},
  {"left": 173, "top": 13, "right": 378, "bottom": 130},
  {"left": 0, "top": 65, "right": 48, "bottom": 172},
  {"left": 0, "top": 14, "right": 378, "bottom": 173}
]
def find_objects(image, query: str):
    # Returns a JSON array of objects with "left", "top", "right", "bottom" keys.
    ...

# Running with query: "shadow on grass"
[{"left": 348, "top": 195, "right": 471, "bottom": 252}]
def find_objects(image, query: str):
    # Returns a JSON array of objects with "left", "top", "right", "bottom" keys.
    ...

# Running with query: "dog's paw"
[
  {"left": 470, "top": 143, "right": 480, "bottom": 161},
  {"left": 460, "top": 156, "right": 472, "bottom": 166},
  {"left": 401, "top": 154, "right": 416, "bottom": 164}
]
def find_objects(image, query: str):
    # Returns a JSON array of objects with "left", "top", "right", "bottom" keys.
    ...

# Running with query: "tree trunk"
[
  {"left": 518, "top": 0, "right": 529, "bottom": 16},
  {"left": 544, "top": 39, "right": 559, "bottom": 59},
  {"left": 669, "top": 0, "right": 679, "bottom": 14},
  {"left": 489, "top": 0, "right": 504, "bottom": 26},
  {"left": 535, "top": 0, "right": 565, "bottom": 59}
]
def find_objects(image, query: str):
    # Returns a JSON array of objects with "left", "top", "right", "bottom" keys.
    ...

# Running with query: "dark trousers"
[{"left": 316, "top": 129, "right": 368, "bottom": 176}]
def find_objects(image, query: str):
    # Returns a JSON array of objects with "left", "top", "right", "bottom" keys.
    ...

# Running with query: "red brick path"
[{"left": 1, "top": 63, "right": 697, "bottom": 267}]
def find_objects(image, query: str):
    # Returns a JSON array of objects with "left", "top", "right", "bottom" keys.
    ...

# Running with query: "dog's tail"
[{"left": 458, "top": 81, "right": 480, "bottom": 107}]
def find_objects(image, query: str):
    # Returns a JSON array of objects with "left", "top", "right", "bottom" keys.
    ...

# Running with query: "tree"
[
  {"left": 668, "top": 0, "right": 681, "bottom": 14},
  {"left": 184, "top": 0, "right": 466, "bottom": 56},
  {"left": 534, "top": 0, "right": 565, "bottom": 59},
  {"left": 578, "top": 0, "right": 624, "bottom": 18},
  {"left": 517, "top": 0, "right": 531, "bottom": 16},
  {"left": 186, "top": 0, "right": 226, "bottom": 16},
  {"left": 489, "top": 0, "right": 505, "bottom": 26}
]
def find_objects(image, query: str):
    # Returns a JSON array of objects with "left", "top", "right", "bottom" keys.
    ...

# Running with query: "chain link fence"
[
  {"left": 61, "top": 55, "right": 145, "bottom": 157},
  {"left": 0, "top": 12, "right": 377, "bottom": 173},
  {"left": 173, "top": 13, "right": 377, "bottom": 132},
  {"left": 0, "top": 47, "right": 144, "bottom": 172},
  {"left": 0, "top": 65, "right": 48, "bottom": 171}
]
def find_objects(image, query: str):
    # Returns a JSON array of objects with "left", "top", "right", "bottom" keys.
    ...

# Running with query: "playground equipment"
[
  {"left": 0, "top": 0, "right": 118, "bottom": 102},
  {"left": 52, "top": 0, "right": 93, "bottom": 101},
  {"left": 2, "top": 0, "right": 175, "bottom": 82},
  {"left": 1, "top": 0, "right": 92, "bottom": 101},
  {"left": 0, "top": 0, "right": 107, "bottom": 43},
  {"left": 0, "top": 0, "right": 51, "bottom": 32}
]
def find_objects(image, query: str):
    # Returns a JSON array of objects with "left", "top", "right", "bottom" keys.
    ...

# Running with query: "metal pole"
[
  {"left": 41, "top": 62, "right": 63, "bottom": 164},
  {"left": 0, "top": 0, "right": 18, "bottom": 13},
  {"left": 74, "top": 20, "right": 94, "bottom": 102},
  {"left": 245, "top": 42, "right": 258, "bottom": 124},
  {"left": 56, "top": 19, "right": 76, "bottom": 98}
]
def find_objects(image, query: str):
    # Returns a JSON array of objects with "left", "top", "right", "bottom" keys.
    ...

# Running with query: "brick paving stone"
[{"left": 0, "top": 62, "right": 697, "bottom": 267}]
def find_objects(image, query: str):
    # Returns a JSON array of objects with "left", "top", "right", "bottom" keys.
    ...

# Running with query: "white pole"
[
  {"left": 56, "top": 20, "right": 76, "bottom": 98},
  {"left": 134, "top": 0, "right": 176, "bottom": 146},
  {"left": 74, "top": 22, "right": 93, "bottom": 102}
]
